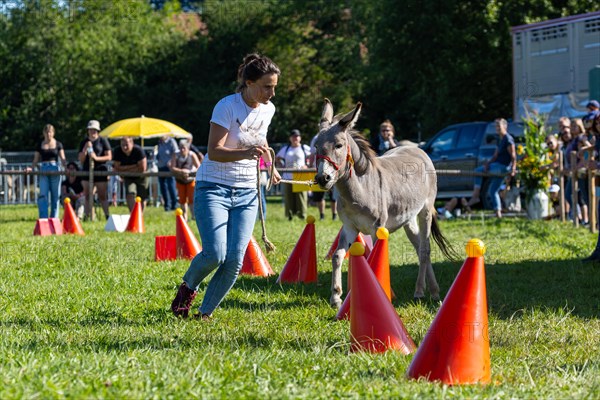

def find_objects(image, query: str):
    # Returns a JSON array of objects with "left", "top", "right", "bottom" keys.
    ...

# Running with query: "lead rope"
[{"left": 256, "top": 147, "right": 316, "bottom": 253}]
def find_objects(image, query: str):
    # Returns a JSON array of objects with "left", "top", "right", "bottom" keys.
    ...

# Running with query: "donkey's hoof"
[
  {"left": 330, "top": 298, "right": 342, "bottom": 309},
  {"left": 413, "top": 296, "right": 425, "bottom": 302}
]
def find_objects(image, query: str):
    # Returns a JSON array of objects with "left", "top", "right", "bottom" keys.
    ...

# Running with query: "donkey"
[{"left": 313, "top": 99, "right": 456, "bottom": 308}]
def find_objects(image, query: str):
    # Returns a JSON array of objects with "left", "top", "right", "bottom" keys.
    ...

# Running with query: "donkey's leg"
[
  {"left": 403, "top": 217, "right": 427, "bottom": 300},
  {"left": 417, "top": 208, "right": 440, "bottom": 301},
  {"left": 330, "top": 226, "right": 356, "bottom": 308}
]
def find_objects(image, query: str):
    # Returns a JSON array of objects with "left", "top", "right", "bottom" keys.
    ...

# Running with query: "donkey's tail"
[{"left": 431, "top": 214, "right": 459, "bottom": 261}]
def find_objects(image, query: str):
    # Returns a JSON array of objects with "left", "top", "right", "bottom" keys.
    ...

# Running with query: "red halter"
[{"left": 316, "top": 145, "right": 354, "bottom": 178}]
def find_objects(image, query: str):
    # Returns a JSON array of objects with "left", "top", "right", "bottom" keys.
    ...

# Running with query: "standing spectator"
[
  {"left": 276, "top": 129, "right": 311, "bottom": 220},
  {"left": 61, "top": 162, "right": 85, "bottom": 219},
  {"left": 573, "top": 118, "right": 592, "bottom": 225},
  {"left": 370, "top": 120, "right": 399, "bottom": 156},
  {"left": 30, "top": 124, "right": 67, "bottom": 218},
  {"left": 583, "top": 114, "right": 600, "bottom": 261},
  {"left": 583, "top": 100, "right": 599, "bottom": 130},
  {"left": 170, "top": 139, "right": 201, "bottom": 221},
  {"left": 558, "top": 117, "right": 579, "bottom": 221},
  {"left": 466, "top": 118, "right": 516, "bottom": 218},
  {"left": 309, "top": 133, "right": 337, "bottom": 220},
  {"left": 112, "top": 137, "right": 149, "bottom": 211},
  {"left": 78, "top": 120, "right": 112, "bottom": 220},
  {"left": 171, "top": 53, "right": 281, "bottom": 319},
  {"left": 157, "top": 135, "right": 179, "bottom": 211}
]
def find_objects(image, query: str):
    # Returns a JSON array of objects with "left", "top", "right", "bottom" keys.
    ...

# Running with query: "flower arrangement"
[{"left": 517, "top": 117, "right": 551, "bottom": 201}]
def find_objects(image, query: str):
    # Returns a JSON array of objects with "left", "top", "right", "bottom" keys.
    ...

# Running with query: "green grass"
[{"left": 0, "top": 201, "right": 599, "bottom": 398}]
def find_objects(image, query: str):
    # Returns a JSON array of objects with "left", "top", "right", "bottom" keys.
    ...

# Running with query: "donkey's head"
[{"left": 313, "top": 99, "right": 362, "bottom": 190}]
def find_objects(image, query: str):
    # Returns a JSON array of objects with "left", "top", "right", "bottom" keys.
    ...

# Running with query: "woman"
[
  {"left": 275, "top": 129, "right": 310, "bottom": 220},
  {"left": 370, "top": 120, "right": 399, "bottom": 156},
  {"left": 170, "top": 139, "right": 201, "bottom": 221},
  {"left": 171, "top": 54, "right": 281, "bottom": 319},
  {"left": 31, "top": 124, "right": 67, "bottom": 218},
  {"left": 78, "top": 120, "right": 112, "bottom": 220}
]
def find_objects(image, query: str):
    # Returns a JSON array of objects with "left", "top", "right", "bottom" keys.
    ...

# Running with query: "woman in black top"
[{"left": 31, "top": 124, "right": 67, "bottom": 218}]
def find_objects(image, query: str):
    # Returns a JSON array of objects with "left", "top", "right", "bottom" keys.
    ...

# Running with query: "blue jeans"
[
  {"left": 158, "top": 166, "right": 178, "bottom": 210},
  {"left": 38, "top": 162, "right": 61, "bottom": 218},
  {"left": 474, "top": 162, "right": 511, "bottom": 211},
  {"left": 183, "top": 181, "right": 258, "bottom": 315}
]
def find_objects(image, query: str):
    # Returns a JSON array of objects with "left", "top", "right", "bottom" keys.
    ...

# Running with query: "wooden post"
[
  {"left": 88, "top": 158, "right": 95, "bottom": 222},
  {"left": 570, "top": 151, "right": 578, "bottom": 227},
  {"left": 558, "top": 151, "right": 566, "bottom": 222},
  {"left": 590, "top": 155, "right": 597, "bottom": 233}
]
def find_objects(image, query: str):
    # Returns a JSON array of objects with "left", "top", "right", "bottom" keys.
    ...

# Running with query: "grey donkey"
[{"left": 313, "top": 99, "right": 456, "bottom": 308}]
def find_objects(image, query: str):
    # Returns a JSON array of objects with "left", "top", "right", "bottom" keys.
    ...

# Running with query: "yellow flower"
[{"left": 517, "top": 144, "right": 524, "bottom": 155}]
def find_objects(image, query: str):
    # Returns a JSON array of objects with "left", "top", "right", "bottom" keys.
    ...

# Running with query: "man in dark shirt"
[{"left": 112, "top": 137, "right": 148, "bottom": 211}]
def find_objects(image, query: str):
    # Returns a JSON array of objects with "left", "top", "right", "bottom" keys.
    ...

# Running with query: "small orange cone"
[
  {"left": 277, "top": 216, "right": 317, "bottom": 284},
  {"left": 337, "top": 227, "right": 393, "bottom": 320},
  {"left": 241, "top": 236, "right": 274, "bottom": 276},
  {"left": 62, "top": 198, "right": 85, "bottom": 235},
  {"left": 349, "top": 242, "right": 416, "bottom": 354},
  {"left": 407, "top": 239, "right": 491, "bottom": 385},
  {"left": 175, "top": 208, "right": 201, "bottom": 259},
  {"left": 326, "top": 228, "right": 372, "bottom": 260},
  {"left": 125, "top": 196, "right": 145, "bottom": 233}
]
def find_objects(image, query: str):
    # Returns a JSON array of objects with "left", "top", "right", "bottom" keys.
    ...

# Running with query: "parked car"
[{"left": 421, "top": 121, "right": 525, "bottom": 209}]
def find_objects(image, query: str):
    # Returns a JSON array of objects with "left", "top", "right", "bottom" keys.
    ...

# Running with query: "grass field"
[{"left": 0, "top": 200, "right": 599, "bottom": 399}]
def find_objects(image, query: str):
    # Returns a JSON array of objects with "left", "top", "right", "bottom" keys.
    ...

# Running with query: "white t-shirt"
[
  {"left": 276, "top": 144, "right": 311, "bottom": 180},
  {"left": 196, "top": 93, "right": 276, "bottom": 188}
]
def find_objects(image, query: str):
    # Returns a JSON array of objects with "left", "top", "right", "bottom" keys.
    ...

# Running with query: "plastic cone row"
[
  {"left": 241, "top": 236, "right": 274, "bottom": 276},
  {"left": 348, "top": 242, "right": 416, "bottom": 354},
  {"left": 336, "top": 227, "right": 393, "bottom": 320},
  {"left": 277, "top": 216, "right": 317, "bottom": 284},
  {"left": 326, "top": 228, "right": 372, "bottom": 260},
  {"left": 62, "top": 198, "right": 85, "bottom": 235},
  {"left": 175, "top": 208, "right": 202, "bottom": 259},
  {"left": 407, "top": 239, "right": 491, "bottom": 385},
  {"left": 125, "top": 197, "right": 145, "bottom": 233}
]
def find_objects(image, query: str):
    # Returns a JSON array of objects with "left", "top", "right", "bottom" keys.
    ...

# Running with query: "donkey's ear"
[
  {"left": 338, "top": 102, "right": 362, "bottom": 129},
  {"left": 320, "top": 98, "right": 334, "bottom": 131}
]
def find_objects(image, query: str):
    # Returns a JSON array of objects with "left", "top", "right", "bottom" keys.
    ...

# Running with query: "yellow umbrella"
[{"left": 100, "top": 116, "right": 192, "bottom": 145}]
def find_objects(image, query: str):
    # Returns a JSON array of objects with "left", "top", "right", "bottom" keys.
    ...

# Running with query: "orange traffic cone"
[
  {"left": 175, "top": 208, "right": 201, "bottom": 259},
  {"left": 326, "top": 228, "right": 372, "bottom": 260},
  {"left": 366, "top": 227, "right": 392, "bottom": 300},
  {"left": 349, "top": 242, "right": 416, "bottom": 354},
  {"left": 62, "top": 198, "right": 85, "bottom": 235},
  {"left": 277, "top": 216, "right": 317, "bottom": 284},
  {"left": 241, "top": 236, "right": 274, "bottom": 276},
  {"left": 337, "top": 227, "right": 393, "bottom": 320},
  {"left": 125, "top": 197, "right": 145, "bottom": 233},
  {"left": 407, "top": 239, "right": 491, "bottom": 385}
]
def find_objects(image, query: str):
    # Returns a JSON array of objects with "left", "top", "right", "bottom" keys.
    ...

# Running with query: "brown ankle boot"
[{"left": 171, "top": 282, "right": 197, "bottom": 318}]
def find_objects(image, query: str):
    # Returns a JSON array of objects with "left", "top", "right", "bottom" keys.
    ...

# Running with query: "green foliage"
[
  {"left": 0, "top": 0, "right": 596, "bottom": 150},
  {"left": 0, "top": 203, "right": 599, "bottom": 397}
]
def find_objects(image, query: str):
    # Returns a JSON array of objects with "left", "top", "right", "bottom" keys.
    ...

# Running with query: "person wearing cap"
[
  {"left": 112, "top": 137, "right": 149, "bottom": 211},
  {"left": 583, "top": 100, "right": 600, "bottom": 127},
  {"left": 29, "top": 124, "right": 67, "bottom": 218},
  {"left": 276, "top": 129, "right": 311, "bottom": 220},
  {"left": 546, "top": 183, "right": 562, "bottom": 219},
  {"left": 78, "top": 120, "right": 112, "bottom": 220}
]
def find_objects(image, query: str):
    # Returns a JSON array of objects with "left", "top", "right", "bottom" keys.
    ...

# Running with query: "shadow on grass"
[{"left": 388, "top": 258, "right": 600, "bottom": 319}]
